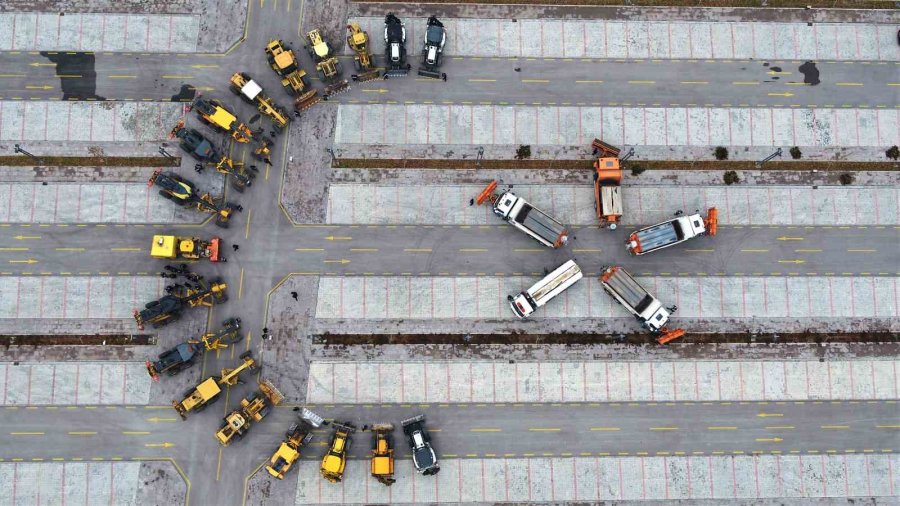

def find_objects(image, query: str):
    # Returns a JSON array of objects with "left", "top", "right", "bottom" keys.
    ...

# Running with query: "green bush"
[
  {"left": 630, "top": 164, "right": 646, "bottom": 176},
  {"left": 723, "top": 170, "right": 740, "bottom": 185},
  {"left": 887, "top": 146, "right": 899, "bottom": 160},
  {"left": 714, "top": 146, "right": 729, "bottom": 160},
  {"left": 515, "top": 145, "right": 531, "bottom": 160},
  {"left": 789, "top": 146, "right": 802, "bottom": 159},
  {"left": 839, "top": 173, "right": 855, "bottom": 185}
]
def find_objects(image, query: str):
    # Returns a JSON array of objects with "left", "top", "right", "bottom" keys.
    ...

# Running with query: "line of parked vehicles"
[{"left": 481, "top": 140, "right": 718, "bottom": 344}]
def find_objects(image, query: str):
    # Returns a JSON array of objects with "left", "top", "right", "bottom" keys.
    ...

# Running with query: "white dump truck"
[
  {"left": 626, "top": 208, "right": 718, "bottom": 256},
  {"left": 476, "top": 181, "right": 569, "bottom": 248},
  {"left": 509, "top": 260, "right": 583, "bottom": 318},
  {"left": 599, "top": 266, "right": 684, "bottom": 344}
]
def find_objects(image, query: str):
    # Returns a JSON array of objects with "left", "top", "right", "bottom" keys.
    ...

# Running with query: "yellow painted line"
[
  {"left": 575, "top": 80, "right": 604, "bottom": 84},
  {"left": 404, "top": 248, "right": 432, "bottom": 253},
  {"left": 681, "top": 81, "right": 708, "bottom": 84},
  {"left": 521, "top": 79, "right": 550, "bottom": 83},
  {"left": 888, "top": 83, "right": 900, "bottom": 87},
  {"left": 295, "top": 248, "right": 325, "bottom": 252},
  {"left": 835, "top": 82, "right": 864, "bottom": 86},
  {"left": 590, "top": 427, "right": 621, "bottom": 431},
  {"left": 513, "top": 248, "right": 544, "bottom": 253},
  {"left": 628, "top": 80, "right": 655, "bottom": 84},
  {"left": 649, "top": 427, "right": 679, "bottom": 431},
  {"left": 237, "top": 268, "right": 244, "bottom": 300},
  {"left": 468, "top": 79, "right": 496, "bottom": 82},
  {"left": 765, "top": 426, "right": 795, "bottom": 430},
  {"left": 707, "top": 426, "right": 737, "bottom": 430},
  {"left": 794, "top": 249, "right": 822, "bottom": 253},
  {"left": 741, "top": 249, "right": 769, "bottom": 252},
  {"left": 0, "top": 74, "right": 26, "bottom": 77},
  {"left": 0, "top": 247, "right": 29, "bottom": 251},
  {"left": 528, "top": 428, "right": 561, "bottom": 432},
  {"left": 848, "top": 249, "right": 877, "bottom": 253},
  {"left": 821, "top": 425, "right": 850, "bottom": 429},
  {"left": 459, "top": 248, "right": 488, "bottom": 253},
  {"left": 67, "top": 431, "right": 97, "bottom": 436},
  {"left": 110, "top": 247, "right": 141, "bottom": 252},
  {"left": 122, "top": 431, "right": 151, "bottom": 435},
  {"left": 324, "top": 236, "right": 351, "bottom": 241},
  {"left": 876, "top": 425, "right": 900, "bottom": 429},
  {"left": 573, "top": 248, "right": 602, "bottom": 253},
  {"left": 733, "top": 81, "right": 759, "bottom": 85},
  {"left": 245, "top": 209, "right": 252, "bottom": 240},
  {"left": 685, "top": 249, "right": 714, "bottom": 253},
  {"left": 350, "top": 248, "right": 378, "bottom": 252},
  {"left": 108, "top": 75, "right": 137, "bottom": 79},
  {"left": 469, "top": 428, "right": 502, "bottom": 432},
  {"left": 54, "top": 247, "right": 84, "bottom": 251},
  {"left": 10, "top": 432, "right": 44, "bottom": 435}
]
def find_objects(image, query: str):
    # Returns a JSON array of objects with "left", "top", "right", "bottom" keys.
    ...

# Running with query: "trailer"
[
  {"left": 599, "top": 266, "right": 685, "bottom": 344},
  {"left": 476, "top": 181, "right": 569, "bottom": 248},
  {"left": 627, "top": 208, "right": 718, "bottom": 255}
]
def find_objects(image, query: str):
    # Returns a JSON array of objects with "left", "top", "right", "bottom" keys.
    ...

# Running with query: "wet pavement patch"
[
  {"left": 171, "top": 84, "right": 197, "bottom": 102},
  {"left": 39, "top": 51, "right": 106, "bottom": 101},
  {"left": 799, "top": 61, "right": 820, "bottom": 86}
]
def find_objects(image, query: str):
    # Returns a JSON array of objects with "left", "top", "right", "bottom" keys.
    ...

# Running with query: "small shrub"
[
  {"left": 887, "top": 145, "right": 900, "bottom": 160},
  {"left": 839, "top": 173, "right": 855, "bottom": 185},
  {"left": 515, "top": 145, "right": 531, "bottom": 160},
  {"left": 714, "top": 146, "right": 729, "bottom": 160},
  {"left": 789, "top": 146, "right": 802, "bottom": 159},
  {"left": 723, "top": 170, "right": 740, "bottom": 185},
  {"left": 630, "top": 164, "right": 646, "bottom": 176}
]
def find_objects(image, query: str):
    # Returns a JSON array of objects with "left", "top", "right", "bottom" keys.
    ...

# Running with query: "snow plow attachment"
[
  {"left": 475, "top": 180, "right": 499, "bottom": 206},
  {"left": 294, "top": 90, "right": 321, "bottom": 112},
  {"left": 656, "top": 328, "right": 685, "bottom": 345},
  {"left": 352, "top": 69, "right": 381, "bottom": 82},
  {"left": 384, "top": 66, "right": 410, "bottom": 78},
  {"left": 323, "top": 80, "right": 351, "bottom": 98},
  {"left": 417, "top": 68, "right": 443, "bottom": 80},
  {"left": 704, "top": 207, "right": 718, "bottom": 237}
]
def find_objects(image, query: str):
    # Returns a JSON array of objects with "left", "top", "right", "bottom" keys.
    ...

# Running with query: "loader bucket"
[
  {"left": 384, "top": 68, "right": 409, "bottom": 78},
  {"left": 294, "top": 90, "right": 322, "bottom": 112},
  {"left": 656, "top": 328, "right": 685, "bottom": 345},
  {"left": 324, "top": 80, "right": 350, "bottom": 97},
  {"left": 145, "top": 360, "right": 161, "bottom": 381},
  {"left": 417, "top": 68, "right": 442, "bottom": 80},
  {"left": 352, "top": 69, "right": 381, "bottom": 82},
  {"left": 169, "top": 120, "right": 185, "bottom": 140},
  {"left": 705, "top": 207, "right": 718, "bottom": 236},
  {"left": 475, "top": 180, "right": 498, "bottom": 206}
]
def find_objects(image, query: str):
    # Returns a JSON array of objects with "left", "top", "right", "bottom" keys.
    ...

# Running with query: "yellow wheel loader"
[
  {"left": 306, "top": 29, "right": 349, "bottom": 96},
  {"left": 371, "top": 424, "right": 396, "bottom": 486},
  {"left": 229, "top": 72, "right": 291, "bottom": 130},
  {"left": 265, "top": 409, "right": 324, "bottom": 480},
  {"left": 320, "top": 422, "right": 355, "bottom": 483},
  {"left": 265, "top": 39, "right": 321, "bottom": 111},
  {"left": 347, "top": 23, "right": 380, "bottom": 82},
  {"left": 215, "top": 379, "right": 284, "bottom": 446},
  {"left": 171, "top": 351, "right": 257, "bottom": 419}
]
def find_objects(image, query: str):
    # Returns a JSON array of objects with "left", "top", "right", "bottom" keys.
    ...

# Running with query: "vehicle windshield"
[
  {"left": 671, "top": 220, "right": 685, "bottom": 241},
  {"left": 634, "top": 294, "right": 654, "bottom": 314},
  {"left": 513, "top": 203, "right": 532, "bottom": 224}
]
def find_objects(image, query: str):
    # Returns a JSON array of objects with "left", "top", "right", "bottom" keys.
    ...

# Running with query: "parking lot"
[
  {"left": 0, "top": 361, "right": 151, "bottom": 405},
  {"left": 0, "top": 276, "right": 163, "bottom": 319}
]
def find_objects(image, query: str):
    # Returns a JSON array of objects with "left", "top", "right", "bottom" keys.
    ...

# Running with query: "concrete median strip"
[
  {"left": 327, "top": 183, "right": 898, "bottom": 226},
  {"left": 315, "top": 276, "right": 898, "bottom": 320},
  {"left": 335, "top": 104, "right": 900, "bottom": 154},
  {"left": 306, "top": 359, "right": 899, "bottom": 404},
  {"left": 293, "top": 454, "right": 899, "bottom": 503}
]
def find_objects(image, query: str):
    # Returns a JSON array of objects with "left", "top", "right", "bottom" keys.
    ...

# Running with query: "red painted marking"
[
  {"left": 618, "top": 458, "right": 625, "bottom": 500},
  {"left": 144, "top": 16, "right": 151, "bottom": 51},
  {"left": 799, "top": 455, "right": 806, "bottom": 496},
  {"left": 74, "top": 364, "right": 80, "bottom": 404},
  {"left": 99, "top": 15, "right": 107, "bottom": 50},
  {"left": 775, "top": 455, "right": 784, "bottom": 495},
  {"left": 843, "top": 455, "right": 850, "bottom": 496},
  {"left": 526, "top": 458, "right": 533, "bottom": 501},
  {"left": 582, "top": 22, "right": 587, "bottom": 57},
  {"left": 626, "top": 362, "right": 633, "bottom": 400},
  {"left": 649, "top": 363, "right": 655, "bottom": 401},
  {"left": 708, "top": 456, "right": 714, "bottom": 497},
  {"left": 889, "top": 455, "right": 896, "bottom": 495},
  {"left": 167, "top": 16, "right": 173, "bottom": 51},
  {"left": 514, "top": 363, "right": 520, "bottom": 402},
  {"left": 642, "top": 108, "right": 648, "bottom": 146},
  {"left": 715, "top": 361, "right": 723, "bottom": 401},
  {"left": 730, "top": 456, "right": 737, "bottom": 497},
  {"left": 377, "top": 363, "right": 382, "bottom": 403},
  {"left": 109, "top": 462, "right": 115, "bottom": 506},
  {"left": 751, "top": 24, "right": 757, "bottom": 59},
  {"left": 688, "top": 23, "right": 694, "bottom": 59},
  {"left": 400, "top": 362, "right": 405, "bottom": 403},
  {"left": 14, "top": 278, "right": 21, "bottom": 319},
  {"left": 769, "top": 110, "right": 775, "bottom": 147},
  {"left": 78, "top": 14, "right": 85, "bottom": 50},
  {"left": 331, "top": 363, "right": 335, "bottom": 403},
  {"left": 865, "top": 454, "right": 872, "bottom": 495},
  {"left": 457, "top": 459, "right": 462, "bottom": 500},
  {"left": 26, "top": 366, "right": 33, "bottom": 404}
]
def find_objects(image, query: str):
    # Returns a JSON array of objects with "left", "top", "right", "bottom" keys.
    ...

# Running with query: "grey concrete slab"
[
  {"left": 0, "top": 362, "right": 151, "bottom": 405},
  {"left": 0, "top": 277, "right": 162, "bottom": 319},
  {"left": 306, "top": 358, "right": 899, "bottom": 404}
]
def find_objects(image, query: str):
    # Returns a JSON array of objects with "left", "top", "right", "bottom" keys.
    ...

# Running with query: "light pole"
[
  {"left": 756, "top": 147, "right": 783, "bottom": 168},
  {"left": 14, "top": 143, "right": 43, "bottom": 165},
  {"left": 325, "top": 148, "right": 337, "bottom": 165},
  {"left": 158, "top": 146, "right": 174, "bottom": 159},
  {"left": 475, "top": 146, "right": 484, "bottom": 168}
]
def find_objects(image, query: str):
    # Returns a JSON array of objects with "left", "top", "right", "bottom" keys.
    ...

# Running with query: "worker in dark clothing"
[{"left": 232, "top": 244, "right": 239, "bottom": 252}]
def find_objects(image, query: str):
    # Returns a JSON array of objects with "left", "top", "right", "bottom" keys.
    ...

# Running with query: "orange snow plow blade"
[
  {"left": 705, "top": 207, "right": 718, "bottom": 237},
  {"left": 656, "top": 328, "right": 685, "bottom": 345},
  {"left": 475, "top": 180, "right": 498, "bottom": 206}
]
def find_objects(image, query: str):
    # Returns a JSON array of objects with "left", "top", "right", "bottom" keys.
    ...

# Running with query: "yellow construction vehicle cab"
[
  {"left": 215, "top": 380, "right": 284, "bottom": 446},
  {"left": 306, "top": 29, "right": 349, "bottom": 96},
  {"left": 371, "top": 424, "right": 396, "bottom": 486},
  {"left": 191, "top": 97, "right": 254, "bottom": 143},
  {"left": 265, "top": 409, "right": 324, "bottom": 480},
  {"left": 320, "top": 423, "right": 355, "bottom": 483},
  {"left": 347, "top": 23, "right": 380, "bottom": 82},
  {"left": 150, "top": 235, "right": 222, "bottom": 262},
  {"left": 229, "top": 72, "right": 290, "bottom": 130},
  {"left": 172, "top": 351, "right": 256, "bottom": 419},
  {"left": 265, "top": 39, "right": 320, "bottom": 111}
]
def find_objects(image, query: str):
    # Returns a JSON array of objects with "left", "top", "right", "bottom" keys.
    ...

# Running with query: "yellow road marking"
[
  {"left": 835, "top": 82, "right": 864, "bottom": 86},
  {"left": 67, "top": 431, "right": 97, "bottom": 436},
  {"left": 628, "top": 80, "right": 655, "bottom": 84},
  {"left": 295, "top": 248, "right": 325, "bottom": 252},
  {"left": 649, "top": 427, "right": 679, "bottom": 431},
  {"left": 794, "top": 249, "right": 822, "bottom": 253},
  {"left": 876, "top": 425, "right": 900, "bottom": 429},
  {"left": 108, "top": 75, "right": 137, "bottom": 79},
  {"left": 733, "top": 81, "right": 759, "bottom": 85},
  {"left": 238, "top": 268, "right": 244, "bottom": 300},
  {"left": 459, "top": 248, "right": 488, "bottom": 253},
  {"left": 350, "top": 248, "right": 378, "bottom": 252},
  {"left": 528, "top": 428, "right": 561, "bottom": 432},
  {"left": 54, "top": 247, "right": 84, "bottom": 251},
  {"left": 573, "top": 248, "right": 602, "bottom": 253},
  {"left": 741, "top": 249, "right": 769, "bottom": 252},
  {"left": 681, "top": 81, "right": 708, "bottom": 84},
  {"left": 245, "top": 208, "right": 252, "bottom": 240},
  {"left": 514, "top": 248, "right": 545, "bottom": 252},
  {"left": 848, "top": 249, "right": 877, "bottom": 253},
  {"left": 122, "top": 431, "right": 151, "bottom": 435},
  {"left": 404, "top": 248, "right": 432, "bottom": 253},
  {"left": 707, "top": 426, "right": 737, "bottom": 430},
  {"left": 521, "top": 79, "right": 549, "bottom": 83},
  {"left": 685, "top": 249, "right": 714, "bottom": 252},
  {"left": 0, "top": 247, "right": 29, "bottom": 251},
  {"left": 575, "top": 80, "right": 604, "bottom": 84},
  {"left": 765, "top": 426, "right": 795, "bottom": 430},
  {"left": 821, "top": 425, "right": 850, "bottom": 429},
  {"left": 590, "top": 427, "right": 621, "bottom": 431},
  {"left": 756, "top": 437, "right": 784, "bottom": 442},
  {"left": 469, "top": 428, "right": 502, "bottom": 432},
  {"left": 468, "top": 79, "right": 496, "bottom": 82},
  {"left": 110, "top": 247, "right": 141, "bottom": 252},
  {"left": 10, "top": 432, "right": 44, "bottom": 435},
  {"left": 324, "top": 236, "right": 351, "bottom": 241},
  {"left": 161, "top": 75, "right": 193, "bottom": 79}
]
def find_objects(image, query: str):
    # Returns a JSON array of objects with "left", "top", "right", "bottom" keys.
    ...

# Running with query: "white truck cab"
[
  {"left": 493, "top": 191, "right": 569, "bottom": 248},
  {"left": 509, "top": 260, "right": 582, "bottom": 318}
]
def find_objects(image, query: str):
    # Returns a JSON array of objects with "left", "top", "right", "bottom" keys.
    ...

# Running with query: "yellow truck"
[
  {"left": 320, "top": 423, "right": 355, "bottom": 483},
  {"left": 172, "top": 352, "right": 256, "bottom": 419},
  {"left": 215, "top": 380, "right": 284, "bottom": 446},
  {"left": 265, "top": 409, "right": 324, "bottom": 480},
  {"left": 150, "top": 235, "right": 222, "bottom": 262}
]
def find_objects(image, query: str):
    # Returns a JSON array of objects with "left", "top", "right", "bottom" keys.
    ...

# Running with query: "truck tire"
[
  {"left": 182, "top": 387, "right": 196, "bottom": 399},
  {"left": 158, "top": 190, "right": 172, "bottom": 201},
  {"left": 239, "top": 350, "right": 253, "bottom": 360}
]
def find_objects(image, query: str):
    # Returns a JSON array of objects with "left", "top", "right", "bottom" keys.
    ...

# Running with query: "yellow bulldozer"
[
  {"left": 265, "top": 39, "right": 321, "bottom": 111},
  {"left": 265, "top": 408, "right": 324, "bottom": 480},
  {"left": 346, "top": 23, "right": 380, "bottom": 82},
  {"left": 191, "top": 98, "right": 254, "bottom": 143},
  {"left": 306, "top": 29, "right": 349, "bottom": 96},
  {"left": 172, "top": 351, "right": 257, "bottom": 419},
  {"left": 320, "top": 422, "right": 355, "bottom": 483},
  {"left": 215, "top": 379, "right": 284, "bottom": 446},
  {"left": 229, "top": 72, "right": 290, "bottom": 130},
  {"left": 371, "top": 424, "right": 396, "bottom": 486}
]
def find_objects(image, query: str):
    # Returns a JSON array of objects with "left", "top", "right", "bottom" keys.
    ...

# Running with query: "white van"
[{"left": 508, "top": 260, "right": 583, "bottom": 318}]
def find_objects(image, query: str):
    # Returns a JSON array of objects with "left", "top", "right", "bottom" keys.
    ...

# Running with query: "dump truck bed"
[
  {"left": 598, "top": 186, "right": 623, "bottom": 217},
  {"left": 602, "top": 268, "right": 653, "bottom": 313},
  {"left": 512, "top": 203, "right": 567, "bottom": 245},
  {"left": 633, "top": 221, "right": 682, "bottom": 253}
]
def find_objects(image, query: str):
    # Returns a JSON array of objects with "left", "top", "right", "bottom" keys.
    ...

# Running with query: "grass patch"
[{"left": 0, "top": 156, "right": 179, "bottom": 167}]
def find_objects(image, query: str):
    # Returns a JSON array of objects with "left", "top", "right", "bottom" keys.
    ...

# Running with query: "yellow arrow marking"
[
  {"left": 67, "top": 431, "right": 97, "bottom": 436},
  {"left": 188, "top": 86, "right": 216, "bottom": 92},
  {"left": 778, "top": 259, "right": 806, "bottom": 264},
  {"left": 144, "top": 442, "right": 175, "bottom": 448},
  {"left": 325, "top": 236, "right": 352, "bottom": 241},
  {"left": 768, "top": 92, "right": 795, "bottom": 97},
  {"left": 13, "top": 235, "right": 40, "bottom": 240},
  {"left": 755, "top": 437, "right": 784, "bottom": 442},
  {"left": 8, "top": 259, "right": 38, "bottom": 264},
  {"left": 190, "top": 64, "right": 220, "bottom": 69},
  {"left": 767, "top": 70, "right": 792, "bottom": 75},
  {"left": 776, "top": 236, "right": 804, "bottom": 241},
  {"left": 361, "top": 88, "right": 389, "bottom": 93},
  {"left": 146, "top": 417, "right": 177, "bottom": 423},
  {"left": 25, "top": 85, "right": 54, "bottom": 90},
  {"left": 323, "top": 259, "right": 351, "bottom": 264},
  {"left": 757, "top": 413, "right": 784, "bottom": 417},
  {"left": 29, "top": 62, "right": 56, "bottom": 67}
]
